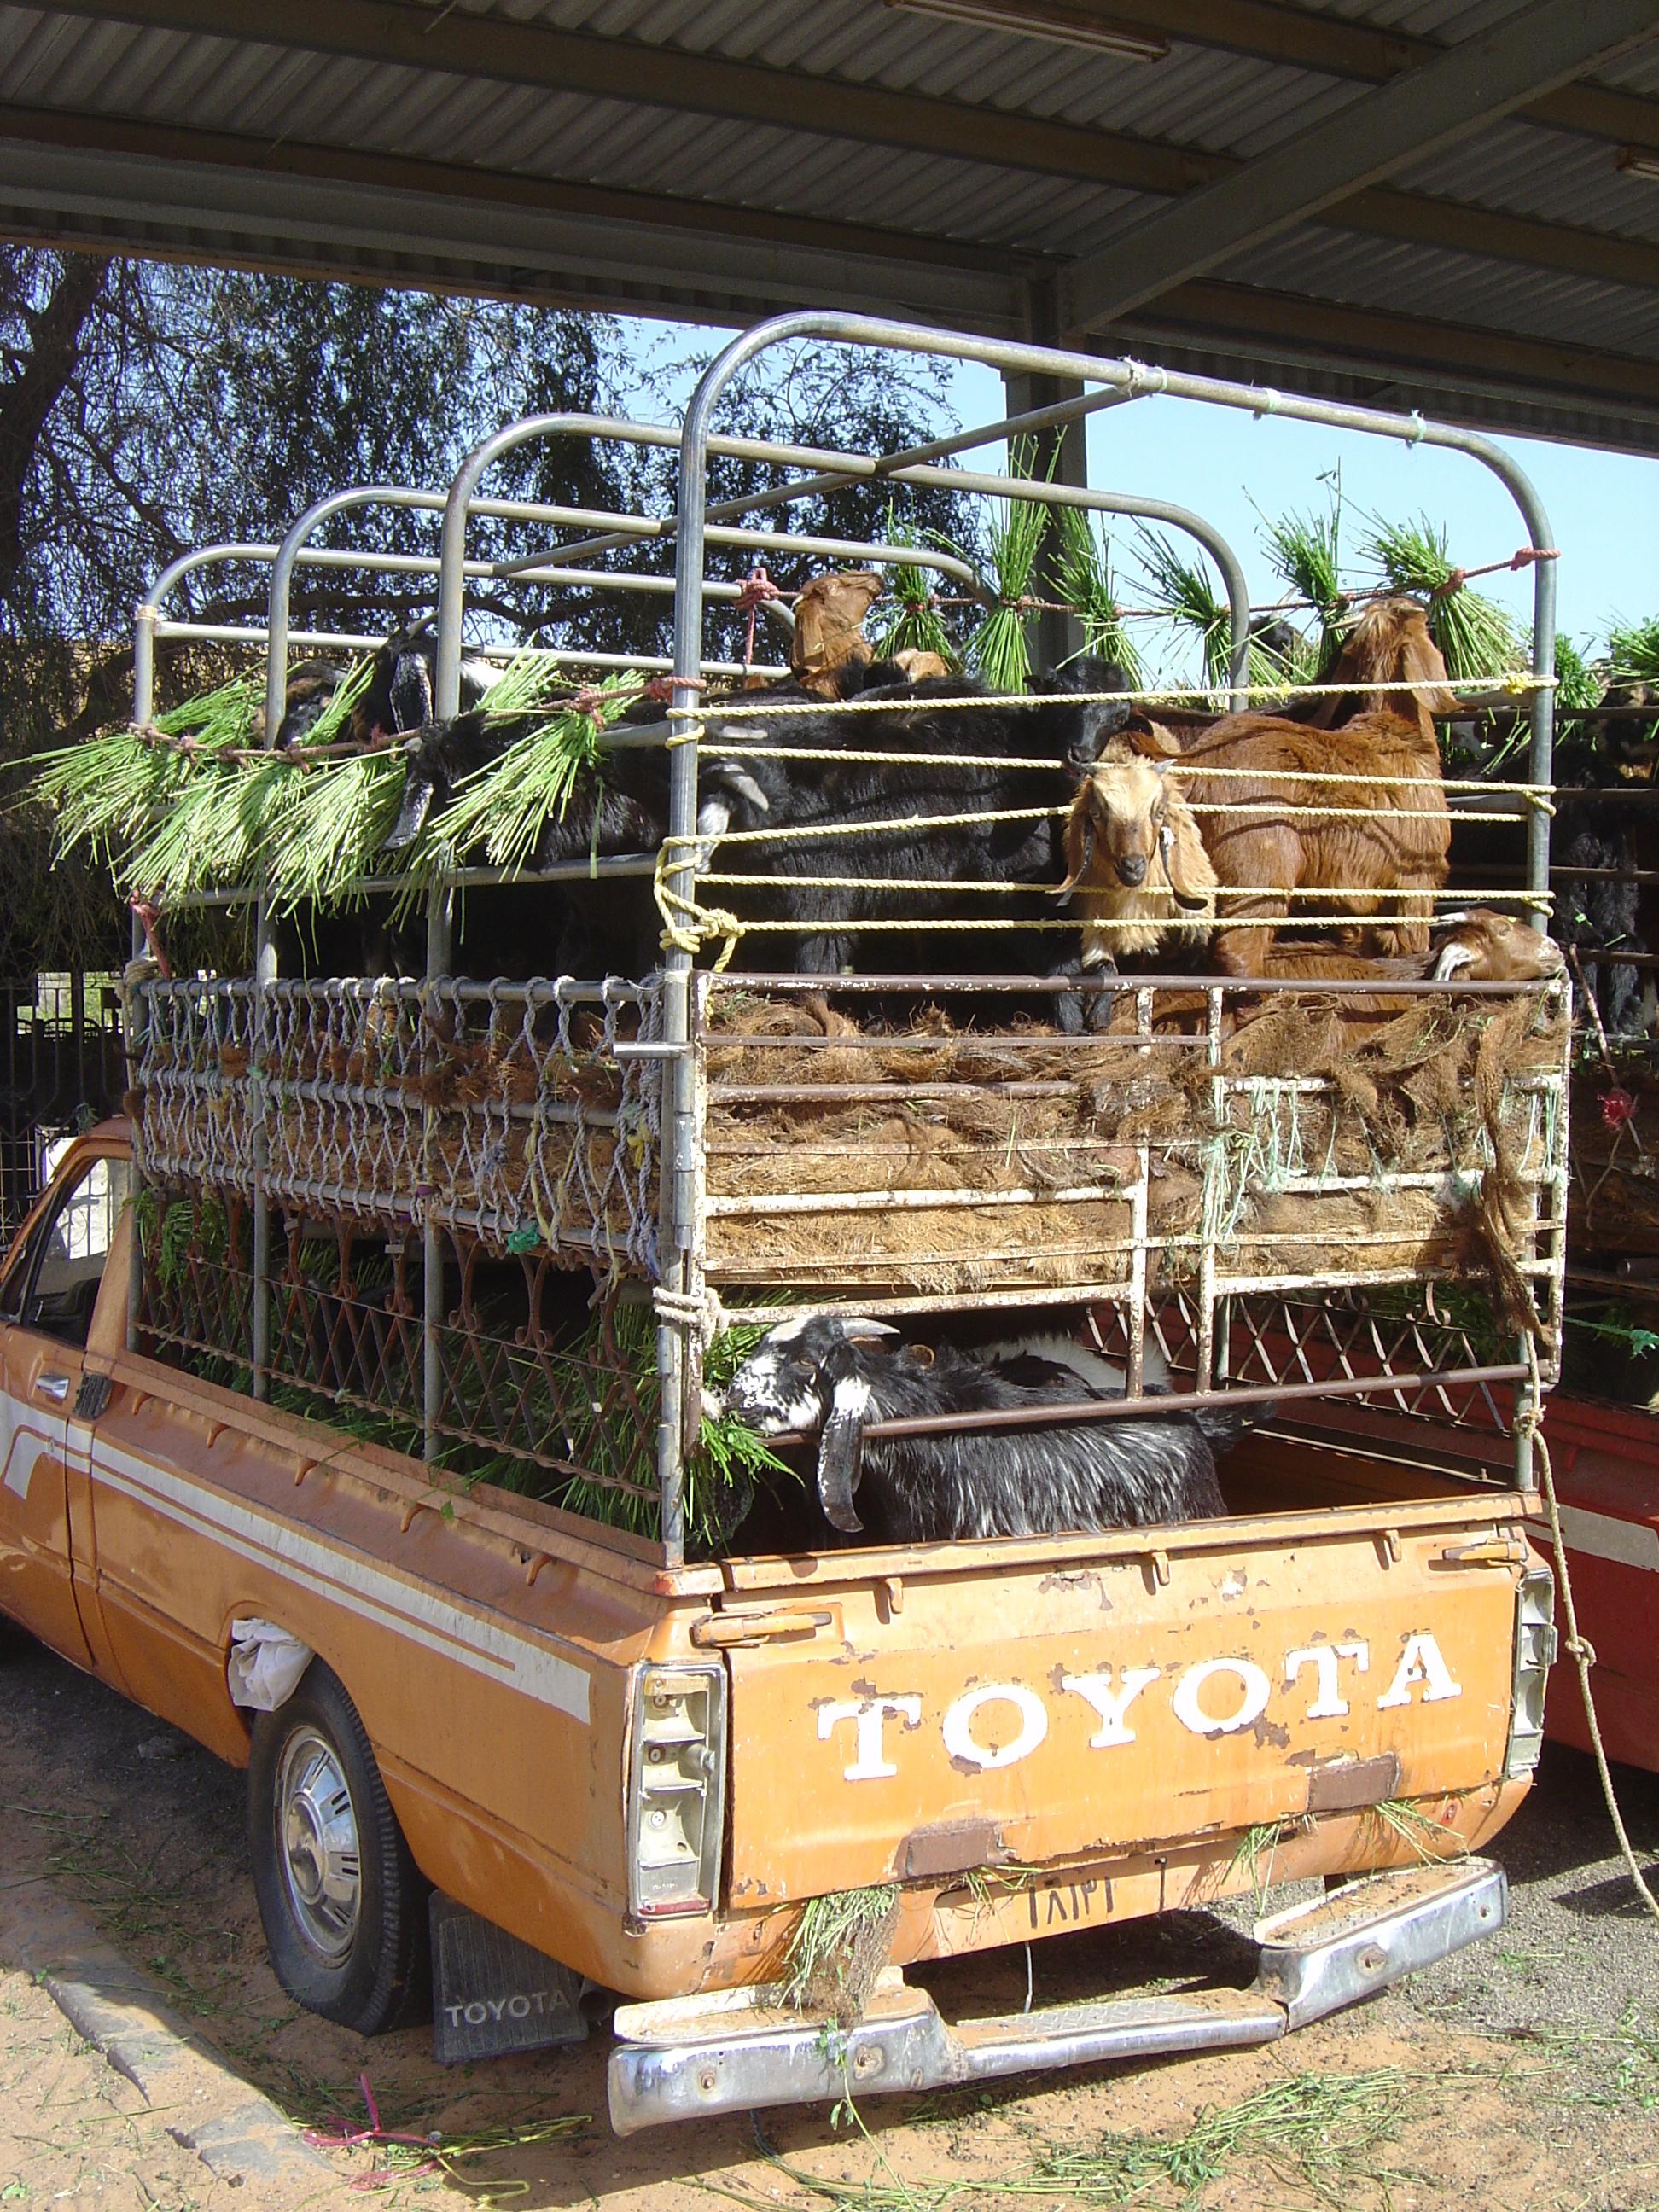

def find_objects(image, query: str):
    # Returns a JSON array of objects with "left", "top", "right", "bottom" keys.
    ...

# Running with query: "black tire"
[{"left": 247, "top": 1658, "right": 429, "bottom": 2034}]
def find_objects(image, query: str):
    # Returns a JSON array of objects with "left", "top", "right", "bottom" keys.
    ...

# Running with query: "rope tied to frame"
[
  {"left": 641, "top": 673, "right": 706, "bottom": 706},
  {"left": 1432, "top": 547, "right": 1560, "bottom": 596},
  {"left": 736, "top": 562, "right": 784, "bottom": 672},
  {"left": 1519, "top": 1336, "right": 1659, "bottom": 1929},
  {"left": 685, "top": 672, "right": 1557, "bottom": 719},
  {"left": 653, "top": 842, "right": 746, "bottom": 968},
  {"left": 653, "top": 1281, "right": 725, "bottom": 1343}
]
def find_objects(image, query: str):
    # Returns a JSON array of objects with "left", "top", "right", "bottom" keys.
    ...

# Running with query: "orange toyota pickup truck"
[{"left": 0, "top": 1116, "right": 1556, "bottom": 2133}]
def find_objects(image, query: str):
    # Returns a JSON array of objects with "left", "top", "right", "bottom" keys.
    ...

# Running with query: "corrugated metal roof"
[{"left": 1, "top": 0, "right": 1656, "bottom": 450}]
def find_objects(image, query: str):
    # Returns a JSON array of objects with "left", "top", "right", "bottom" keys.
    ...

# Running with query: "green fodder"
[
  {"left": 1051, "top": 507, "right": 1144, "bottom": 684},
  {"left": 1228, "top": 1814, "right": 1313, "bottom": 1914},
  {"left": 1260, "top": 495, "right": 1348, "bottom": 671},
  {"left": 720, "top": 2065, "right": 1435, "bottom": 2210},
  {"left": 262, "top": 748, "right": 408, "bottom": 911},
  {"left": 288, "top": 649, "right": 378, "bottom": 745},
  {"left": 872, "top": 508, "right": 958, "bottom": 667},
  {"left": 1362, "top": 1796, "right": 1470, "bottom": 1866},
  {"left": 1364, "top": 514, "right": 1525, "bottom": 683},
  {"left": 498, "top": 1301, "right": 793, "bottom": 1554},
  {"left": 427, "top": 666, "right": 634, "bottom": 877},
  {"left": 783, "top": 1884, "right": 901, "bottom": 2023},
  {"left": 1552, "top": 632, "right": 1605, "bottom": 714},
  {"left": 965, "top": 436, "right": 1056, "bottom": 695},
  {"left": 1609, "top": 613, "right": 1659, "bottom": 687},
  {"left": 125, "top": 752, "right": 273, "bottom": 906},
  {"left": 33, "top": 652, "right": 392, "bottom": 907},
  {"left": 156, "top": 673, "right": 265, "bottom": 748},
  {"left": 1028, "top": 2068, "right": 1421, "bottom": 2208},
  {"left": 33, "top": 726, "right": 181, "bottom": 882},
  {"left": 32, "top": 674, "right": 266, "bottom": 888},
  {"left": 1137, "top": 526, "right": 1295, "bottom": 697}
]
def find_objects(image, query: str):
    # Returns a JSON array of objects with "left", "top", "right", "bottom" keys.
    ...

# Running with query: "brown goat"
[
  {"left": 1062, "top": 720, "right": 1218, "bottom": 971},
  {"left": 1311, "top": 596, "right": 1458, "bottom": 747},
  {"left": 1429, "top": 909, "right": 1564, "bottom": 985},
  {"left": 1171, "top": 601, "right": 1455, "bottom": 978}
]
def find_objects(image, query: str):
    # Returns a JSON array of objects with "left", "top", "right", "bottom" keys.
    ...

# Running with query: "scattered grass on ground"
[{"left": 710, "top": 2064, "right": 1475, "bottom": 2212}]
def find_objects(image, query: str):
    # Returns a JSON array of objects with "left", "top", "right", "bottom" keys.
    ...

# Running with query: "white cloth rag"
[{"left": 227, "top": 1617, "right": 314, "bottom": 1712}]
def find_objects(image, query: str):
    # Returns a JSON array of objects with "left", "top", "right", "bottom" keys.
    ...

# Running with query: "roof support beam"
[
  {"left": 955, "top": 0, "right": 1659, "bottom": 153},
  {"left": 42, "top": 0, "right": 1659, "bottom": 195},
  {"left": 9, "top": 99, "right": 1659, "bottom": 309},
  {"left": 40, "top": 0, "right": 1215, "bottom": 195},
  {"left": 0, "top": 105, "right": 1022, "bottom": 287},
  {"left": 1122, "top": 277, "right": 1659, "bottom": 428},
  {"left": 1061, "top": 0, "right": 1659, "bottom": 333}
]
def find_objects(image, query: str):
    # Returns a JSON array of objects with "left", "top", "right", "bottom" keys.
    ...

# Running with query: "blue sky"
[
  {"left": 632, "top": 320, "right": 1659, "bottom": 664},
  {"left": 943, "top": 355, "right": 1659, "bottom": 662}
]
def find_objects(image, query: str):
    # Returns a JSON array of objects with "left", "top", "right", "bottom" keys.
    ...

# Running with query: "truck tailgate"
[{"left": 721, "top": 1504, "right": 1525, "bottom": 1904}]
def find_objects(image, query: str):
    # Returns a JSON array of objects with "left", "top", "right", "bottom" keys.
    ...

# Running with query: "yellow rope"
[
  {"left": 1523, "top": 1337, "right": 1659, "bottom": 1929},
  {"left": 677, "top": 671, "right": 1552, "bottom": 719},
  {"left": 692, "top": 741, "right": 1542, "bottom": 792},
  {"left": 661, "top": 795, "right": 1516, "bottom": 849},
  {"left": 691, "top": 868, "right": 1549, "bottom": 905},
  {"left": 657, "top": 910, "right": 1545, "bottom": 938},
  {"left": 663, "top": 806, "right": 1058, "bottom": 847}
]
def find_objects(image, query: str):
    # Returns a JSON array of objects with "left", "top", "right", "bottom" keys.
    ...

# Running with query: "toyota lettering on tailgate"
[{"left": 813, "top": 1633, "right": 1461, "bottom": 1781}]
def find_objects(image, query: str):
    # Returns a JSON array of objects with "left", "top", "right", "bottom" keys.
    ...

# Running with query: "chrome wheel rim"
[{"left": 276, "top": 1727, "right": 361, "bottom": 1964}]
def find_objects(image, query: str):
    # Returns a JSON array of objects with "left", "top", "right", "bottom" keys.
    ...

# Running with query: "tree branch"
[{"left": 0, "top": 253, "right": 110, "bottom": 602}]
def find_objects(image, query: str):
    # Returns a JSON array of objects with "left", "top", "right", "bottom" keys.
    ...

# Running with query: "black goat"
[
  {"left": 690, "top": 661, "right": 1137, "bottom": 980},
  {"left": 362, "top": 657, "right": 1135, "bottom": 998},
  {"left": 720, "top": 1313, "right": 1231, "bottom": 1545},
  {"left": 350, "top": 620, "right": 501, "bottom": 758},
  {"left": 1455, "top": 721, "right": 1649, "bottom": 1037}
]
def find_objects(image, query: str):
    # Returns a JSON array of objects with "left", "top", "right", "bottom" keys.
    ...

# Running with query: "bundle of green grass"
[
  {"left": 32, "top": 650, "right": 637, "bottom": 914},
  {"left": 33, "top": 493, "right": 1645, "bottom": 926}
]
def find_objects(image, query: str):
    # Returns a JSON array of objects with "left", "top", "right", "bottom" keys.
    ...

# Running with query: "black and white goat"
[{"left": 720, "top": 1313, "right": 1231, "bottom": 1545}]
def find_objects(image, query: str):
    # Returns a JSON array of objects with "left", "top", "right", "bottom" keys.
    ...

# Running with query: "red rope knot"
[
  {"left": 568, "top": 685, "right": 607, "bottom": 725},
  {"left": 1600, "top": 1087, "right": 1639, "bottom": 1134},
  {"left": 129, "top": 897, "right": 172, "bottom": 980},
  {"left": 735, "top": 562, "right": 783, "bottom": 668},
  {"left": 1431, "top": 568, "right": 1469, "bottom": 598},
  {"left": 1511, "top": 547, "right": 1560, "bottom": 569}
]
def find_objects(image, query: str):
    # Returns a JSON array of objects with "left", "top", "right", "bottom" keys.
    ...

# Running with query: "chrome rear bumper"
[{"left": 608, "top": 1855, "right": 1505, "bottom": 2134}]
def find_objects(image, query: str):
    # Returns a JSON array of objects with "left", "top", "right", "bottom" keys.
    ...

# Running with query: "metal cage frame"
[{"left": 119, "top": 313, "right": 1563, "bottom": 1567}]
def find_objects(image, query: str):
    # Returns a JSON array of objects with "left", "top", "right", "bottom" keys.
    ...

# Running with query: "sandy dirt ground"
[{"left": 0, "top": 1627, "right": 1655, "bottom": 2212}]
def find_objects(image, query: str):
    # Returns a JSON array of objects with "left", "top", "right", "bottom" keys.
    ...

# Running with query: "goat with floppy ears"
[
  {"left": 1057, "top": 715, "right": 1219, "bottom": 1027},
  {"left": 719, "top": 1313, "right": 1231, "bottom": 1545}
]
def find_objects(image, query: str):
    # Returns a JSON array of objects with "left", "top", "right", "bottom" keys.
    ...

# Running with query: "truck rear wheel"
[{"left": 247, "top": 1658, "right": 429, "bottom": 2034}]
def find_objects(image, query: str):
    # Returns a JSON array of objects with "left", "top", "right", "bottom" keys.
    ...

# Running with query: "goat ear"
[
  {"left": 816, "top": 1374, "right": 870, "bottom": 1534},
  {"left": 383, "top": 773, "right": 435, "bottom": 851},
  {"left": 1057, "top": 788, "right": 1096, "bottom": 896},
  {"left": 1401, "top": 627, "right": 1458, "bottom": 718}
]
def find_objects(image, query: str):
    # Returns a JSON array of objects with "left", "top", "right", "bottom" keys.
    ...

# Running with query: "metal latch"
[
  {"left": 690, "top": 1608, "right": 835, "bottom": 1649},
  {"left": 611, "top": 1042, "right": 691, "bottom": 1062},
  {"left": 1436, "top": 1534, "right": 1528, "bottom": 1569}
]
